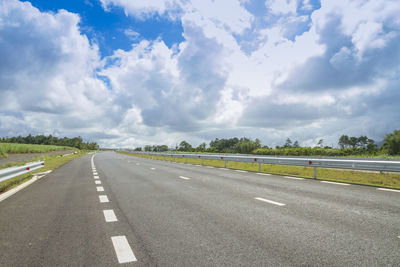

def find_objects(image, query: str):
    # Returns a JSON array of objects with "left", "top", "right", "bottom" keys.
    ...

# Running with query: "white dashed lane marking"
[
  {"left": 377, "top": 188, "right": 400, "bottom": 193},
  {"left": 179, "top": 176, "right": 190, "bottom": 180},
  {"left": 255, "top": 197, "right": 286, "bottom": 206},
  {"left": 96, "top": 186, "right": 104, "bottom": 192},
  {"left": 321, "top": 181, "right": 350, "bottom": 186},
  {"left": 99, "top": 195, "right": 109, "bottom": 203},
  {"left": 235, "top": 170, "right": 247, "bottom": 173},
  {"left": 94, "top": 176, "right": 99, "bottom": 179},
  {"left": 111, "top": 236, "right": 137, "bottom": 263},
  {"left": 95, "top": 180, "right": 101, "bottom": 185},
  {"left": 150, "top": 167, "right": 156, "bottom": 170},
  {"left": 284, "top": 176, "right": 304, "bottom": 180},
  {"left": 103, "top": 209, "right": 118, "bottom": 222}
]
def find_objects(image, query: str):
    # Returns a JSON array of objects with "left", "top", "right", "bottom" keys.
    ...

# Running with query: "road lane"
[
  {"left": 1, "top": 151, "right": 399, "bottom": 266},
  {"left": 96, "top": 152, "right": 400, "bottom": 266}
]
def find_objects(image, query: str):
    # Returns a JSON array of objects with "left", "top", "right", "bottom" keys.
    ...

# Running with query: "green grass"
[
  {"left": 120, "top": 152, "right": 400, "bottom": 189},
  {"left": 0, "top": 151, "right": 87, "bottom": 194},
  {"left": 0, "top": 143, "right": 75, "bottom": 159}
]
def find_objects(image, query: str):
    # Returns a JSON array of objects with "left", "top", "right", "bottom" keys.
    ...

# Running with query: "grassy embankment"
[
  {"left": 120, "top": 152, "right": 400, "bottom": 189},
  {"left": 0, "top": 151, "right": 88, "bottom": 194},
  {"left": 0, "top": 143, "right": 75, "bottom": 158}
]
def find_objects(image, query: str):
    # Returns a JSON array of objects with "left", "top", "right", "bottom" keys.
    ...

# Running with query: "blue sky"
[
  {"left": 0, "top": 0, "right": 399, "bottom": 148},
  {"left": 29, "top": 0, "right": 184, "bottom": 57}
]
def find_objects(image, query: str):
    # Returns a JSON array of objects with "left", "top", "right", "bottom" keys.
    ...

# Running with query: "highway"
[{"left": 0, "top": 151, "right": 399, "bottom": 266}]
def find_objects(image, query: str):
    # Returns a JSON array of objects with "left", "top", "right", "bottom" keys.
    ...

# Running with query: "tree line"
[
  {"left": 136, "top": 129, "right": 400, "bottom": 156},
  {"left": 0, "top": 134, "right": 99, "bottom": 150}
]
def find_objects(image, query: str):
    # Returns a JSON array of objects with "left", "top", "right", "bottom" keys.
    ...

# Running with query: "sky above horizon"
[{"left": 0, "top": 0, "right": 399, "bottom": 148}]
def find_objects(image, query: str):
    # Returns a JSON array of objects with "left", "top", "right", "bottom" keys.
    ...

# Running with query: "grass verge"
[
  {"left": 0, "top": 151, "right": 88, "bottom": 194},
  {"left": 119, "top": 152, "right": 400, "bottom": 189},
  {"left": 0, "top": 143, "right": 75, "bottom": 159}
]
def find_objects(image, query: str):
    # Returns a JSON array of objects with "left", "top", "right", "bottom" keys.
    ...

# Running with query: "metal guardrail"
[
  {"left": 0, "top": 161, "right": 45, "bottom": 183},
  {"left": 121, "top": 151, "right": 400, "bottom": 178}
]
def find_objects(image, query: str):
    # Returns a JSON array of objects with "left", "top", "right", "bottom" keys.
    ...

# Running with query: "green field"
[
  {"left": 0, "top": 143, "right": 75, "bottom": 158},
  {"left": 0, "top": 152, "right": 87, "bottom": 193},
  {"left": 120, "top": 152, "right": 400, "bottom": 189}
]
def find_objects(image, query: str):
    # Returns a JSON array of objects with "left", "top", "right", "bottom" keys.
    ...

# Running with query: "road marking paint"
[
  {"left": 93, "top": 172, "right": 98, "bottom": 176},
  {"left": 111, "top": 236, "right": 137, "bottom": 263},
  {"left": 321, "top": 181, "right": 350, "bottom": 186},
  {"left": 92, "top": 168, "right": 96, "bottom": 171},
  {"left": 195, "top": 165, "right": 202, "bottom": 167},
  {"left": 150, "top": 167, "right": 156, "bottom": 170},
  {"left": 220, "top": 168, "right": 229, "bottom": 170},
  {"left": 284, "top": 176, "right": 304, "bottom": 180},
  {"left": 235, "top": 170, "right": 247, "bottom": 173},
  {"left": 377, "top": 188, "right": 400, "bottom": 193},
  {"left": 136, "top": 163, "right": 140, "bottom": 165},
  {"left": 95, "top": 180, "right": 101, "bottom": 184},
  {"left": 255, "top": 197, "right": 286, "bottom": 206},
  {"left": 206, "top": 166, "right": 214, "bottom": 168},
  {"left": 96, "top": 186, "right": 104, "bottom": 192},
  {"left": 99, "top": 195, "right": 109, "bottom": 203},
  {"left": 179, "top": 176, "right": 190, "bottom": 180},
  {"left": 256, "top": 173, "right": 271, "bottom": 176},
  {"left": 94, "top": 175, "right": 99, "bottom": 179},
  {"left": 103, "top": 209, "right": 118, "bottom": 222}
]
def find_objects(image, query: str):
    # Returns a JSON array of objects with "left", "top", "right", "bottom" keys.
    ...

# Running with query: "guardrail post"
[
  {"left": 224, "top": 160, "right": 227, "bottom": 168},
  {"left": 202, "top": 159, "right": 204, "bottom": 166},
  {"left": 314, "top": 167, "right": 317, "bottom": 179},
  {"left": 259, "top": 162, "right": 261, "bottom": 172}
]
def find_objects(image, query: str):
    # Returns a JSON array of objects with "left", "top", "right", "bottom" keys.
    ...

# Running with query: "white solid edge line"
[
  {"left": 96, "top": 186, "right": 104, "bottom": 192},
  {"left": 94, "top": 176, "right": 99, "bottom": 179},
  {"left": 99, "top": 195, "right": 109, "bottom": 203},
  {"left": 284, "top": 176, "right": 304, "bottom": 180},
  {"left": 103, "top": 209, "right": 118, "bottom": 222},
  {"left": 255, "top": 197, "right": 286, "bottom": 206},
  {"left": 179, "top": 176, "right": 190, "bottom": 180},
  {"left": 256, "top": 173, "right": 271, "bottom": 176},
  {"left": 220, "top": 168, "right": 229, "bottom": 170},
  {"left": 195, "top": 165, "right": 202, "bottom": 167},
  {"left": 111, "top": 236, "right": 137, "bottom": 263},
  {"left": 377, "top": 188, "right": 400, "bottom": 193},
  {"left": 206, "top": 166, "right": 214, "bottom": 168},
  {"left": 95, "top": 180, "right": 101, "bottom": 184},
  {"left": 0, "top": 176, "right": 37, "bottom": 202},
  {"left": 320, "top": 181, "right": 350, "bottom": 186},
  {"left": 235, "top": 170, "right": 247, "bottom": 173}
]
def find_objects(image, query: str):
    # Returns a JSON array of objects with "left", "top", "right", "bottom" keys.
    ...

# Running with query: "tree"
[
  {"left": 338, "top": 135, "right": 349, "bottom": 149},
  {"left": 383, "top": 130, "right": 400, "bottom": 155},
  {"left": 293, "top": 141, "right": 300, "bottom": 148},
  {"left": 283, "top": 138, "right": 292, "bottom": 148},
  {"left": 178, "top": 141, "right": 193, "bottom": 152},
  {"left": 144, "top": 145, "right": 152, "bottom": 152},
  {"left": 196, "top": 142, "right": 207, "bottom": 152},
  {"left": 134, "top": 147, "right": 142, "bottom": 151},
  {"left": 317, "top": 139, "right": 324, "bottom": 148}
]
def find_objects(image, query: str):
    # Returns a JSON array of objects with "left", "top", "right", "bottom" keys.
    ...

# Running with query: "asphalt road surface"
[{"left": 0, "top": 151, "right": 399, "bottom": 266}]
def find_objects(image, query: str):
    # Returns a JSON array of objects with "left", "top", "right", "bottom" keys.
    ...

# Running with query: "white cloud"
[
  {"left": 266, "top": 0, "right": 297, "bottom": 15},
  {"left": 1, "top": 0, "right": 400, "bottom": 149}
]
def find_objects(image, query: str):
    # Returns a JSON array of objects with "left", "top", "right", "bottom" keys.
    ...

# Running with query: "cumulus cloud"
[
  {"left": 1, "top": 0, "right": 399, "bottom": 148},
  {"left": 0, "top": 0, "right": 113, "bottom": 137}
]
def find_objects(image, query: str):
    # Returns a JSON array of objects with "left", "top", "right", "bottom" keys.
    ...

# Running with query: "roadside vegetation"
[
  {"left": 121, "top": 152, "right": 400, "bottom": 189},
  {"left": 0, "top": 151, "right": 89, "bottom": 193},
  {"left": 134, "top": 129, "right": 400, "bottom": 158},
  {"left": 0, "top": 143, "right": 74, "bottom": 158},
  {"left": 0, "top": 134, "right": 99, "bottom": 159}
]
